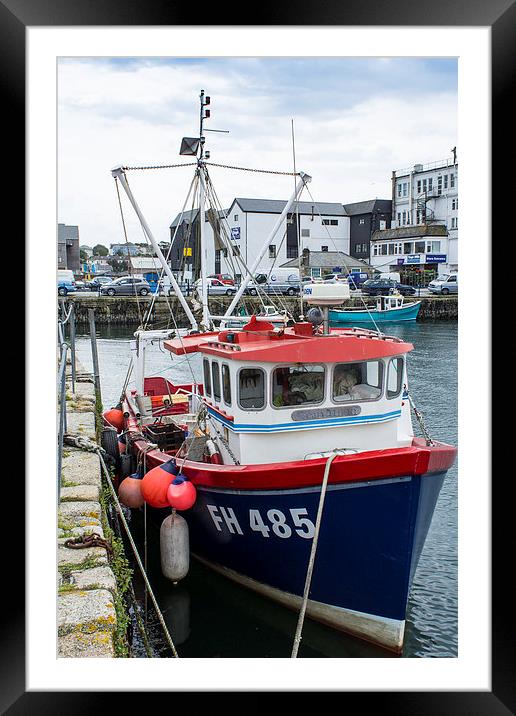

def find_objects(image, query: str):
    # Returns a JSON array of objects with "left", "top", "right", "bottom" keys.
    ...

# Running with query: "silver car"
[
  {"left": 101, "top": 277, "right": 152, "bottom": 296},
  {"left": 194, "top": 278, "right": 237, "bottom": 296},
  {"left": 428, "top": 274, "right": 458, "bottom": 295}
]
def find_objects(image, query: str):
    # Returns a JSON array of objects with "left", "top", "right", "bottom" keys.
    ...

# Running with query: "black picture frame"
[{"left": 5, "top": 0, "right": 504, "bottom": 710}]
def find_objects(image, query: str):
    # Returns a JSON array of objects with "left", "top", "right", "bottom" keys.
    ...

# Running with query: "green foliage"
[{"left": 93, "top": 244, "right": 109, "bottom": 256}]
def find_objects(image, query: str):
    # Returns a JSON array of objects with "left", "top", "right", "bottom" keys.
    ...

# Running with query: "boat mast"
[{"left": 198, "top": 89, "right": 211, "bottom": 331}]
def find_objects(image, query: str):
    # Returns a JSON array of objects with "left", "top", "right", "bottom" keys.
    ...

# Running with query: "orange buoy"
[
  {"left": 103, "top": 407, "right": 124, "bottom": 432},
  {"left": 118, "top": 472, "right": 145, "bottom": 508},
  {"left": 141, "top": 460, "right": 180, "bottom": 509},
  {"left": 167, "top": 476, "right": 197, "bottom": 511}
]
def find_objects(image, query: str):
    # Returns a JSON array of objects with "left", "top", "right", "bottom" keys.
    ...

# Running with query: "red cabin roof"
[{"left": 164, "top": 319, "right": 413, "bottom": 363}]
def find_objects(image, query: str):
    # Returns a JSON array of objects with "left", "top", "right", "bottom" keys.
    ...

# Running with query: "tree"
[
  {"left": 80, "top": 249, "right": 88, "bottom": 261},
  {"left": 93, "top": 244, "right": 109, "bottom": 256}
]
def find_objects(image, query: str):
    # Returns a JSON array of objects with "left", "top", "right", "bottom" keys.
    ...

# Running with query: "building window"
[
  {"left": 402, "top": 211, "right": 407, "bottom": 225},
  {"left": 388, "top": 243, "right": 395, "bottom": 254},
  {"left": 222, "top": 364, "right": 231, "bottom": 406},
  {"left": 301, "top": 229, "right": 310, "bottom": 237},
  {"left": 268, "top": 245, "right": 276, "bottom": 258},
  {"left": 444, "top": 174, "right": 448, "bottom": 189},
  {"left": 422, "top": 178, "right": 427, "bottom": 192},
  {"left": 415, "top": 241, "right": 425, "bottom": 254},
  {"left": 333, "top": 361, "right": 383, "bottom": 402},
  {"left": 428, "top": 178, "right": 433, "bottom": 191},
  {"left": 380, "top": 244, "right": 388, "bottom": 255},
  {"left": 232, "top": 246, "right": 240, "bottom": 256},
  {"left": 321, "top": 246, "right": 329, "bottom": 252},
  {"left": 403, "top": 183, "right": 408, "bottom": 197},
  {"left": 322, "top": 219, "right": 338, "bottom": 226},
  {"left": 359, "top": 218, "right": 365, "bottom": 225},
  {"left": 387, "top": 357, "right": 404, "bottom": 399},
  {"left": 397, "top": 212, "right": 401, "bottom": 226},
  {"left": 238, "top": 368, "right": 265, "bottom": 410},
  {"left": 403, "top": 242, "right": 413, "bottom": 254},
  {"left": 234, "top": 214, "right": 238, "bottom": 221},
  {"left": 272, "top": 365, "right": 325, "bottom": 408},
  {"left": 437, "top": 176, "right": 443, "bottom": 195},
  {"left": 450, "top": 174, "right": 455, "bottom": 188},
  {"left": 311, "top": 268, "right": 321, "bottom": 277},
  {"left": 417, "top": 180, "right": 422, "bottom": 194},
  {"left": 286, "top": 247, "right": 298, "bottom": 259},
  {"left": 397, "top": 184, "right": 402, "bottom": 198}
]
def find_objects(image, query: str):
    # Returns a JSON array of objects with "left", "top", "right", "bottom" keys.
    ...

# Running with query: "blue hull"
[
  {"left": 182, "top": 470, "right": 446, "bottom": 650},
  {"left": 329, "top": 301, "right": 421, "bottom": 324}
]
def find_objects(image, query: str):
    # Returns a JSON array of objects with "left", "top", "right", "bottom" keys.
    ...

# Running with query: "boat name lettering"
[
  {"left": 207, "top": 505, "right": 315, "bottom": 539},
  {"left": 291, "top": 406, "right": 361, "bottom": 421}
]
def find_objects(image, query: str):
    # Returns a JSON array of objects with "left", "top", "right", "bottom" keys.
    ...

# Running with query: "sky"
[{"left": 57, "top": 57, "right": 457, "bottom": 250}]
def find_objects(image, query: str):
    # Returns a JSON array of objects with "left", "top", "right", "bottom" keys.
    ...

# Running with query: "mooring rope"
[{"left": 291, "top": 450, "right": 339, "bottom": 658}]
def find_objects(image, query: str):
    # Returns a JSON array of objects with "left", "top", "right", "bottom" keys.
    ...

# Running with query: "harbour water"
[{"left": 74, "top": 321, "right": 458, "bottom": 658}]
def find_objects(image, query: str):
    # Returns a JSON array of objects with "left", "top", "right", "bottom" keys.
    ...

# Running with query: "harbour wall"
[
  {"left": 69, "top": 295, "right": 458, "bottom": 326},
  {"left": 57, "top": 356, "right": 126, "bottom": 657}
]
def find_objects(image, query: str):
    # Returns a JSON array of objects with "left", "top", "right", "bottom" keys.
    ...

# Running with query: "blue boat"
[{"left": 330, "top": 295, "right": 421, "bottom": 324}]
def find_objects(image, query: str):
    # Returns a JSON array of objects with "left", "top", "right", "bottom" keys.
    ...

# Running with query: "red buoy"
[
  {"left": 118, "top": 475, "right": 145, "bottom": 508},
  {"left": 141, "top": 460, "right": 180, "bottom": 509},
  {"left": 103, "top": 407, "right": 124, "bottom": 432},
  {"left": 167, "top": 476, "right": 197, "bottom": 511}
]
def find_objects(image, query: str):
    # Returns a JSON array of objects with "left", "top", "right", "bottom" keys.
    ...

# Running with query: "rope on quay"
[{"left": 291, "top": 450, "right": 339, "bottom": 658}]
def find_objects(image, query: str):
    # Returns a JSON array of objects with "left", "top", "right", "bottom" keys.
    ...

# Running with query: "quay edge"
[
  {"left": 67, "top": 295, "right": 458, "bottom": 326},
  {"left": 58, "top": 356, "right": 131, "bottom": 657}
]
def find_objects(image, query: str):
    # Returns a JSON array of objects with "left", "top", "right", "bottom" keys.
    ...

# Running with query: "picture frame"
[{"left": 4, "top": 0, "right": 504, "bottom": 709}]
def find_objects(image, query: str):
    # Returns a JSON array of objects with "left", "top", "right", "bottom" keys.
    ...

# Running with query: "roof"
[
  {"left": 343, "top": 199, "right": 391, "bottom": 216},
  {"left": 371, "top": 224, "right": 448, "bottom": 241},
  {"left": 164, "top": 321, "right": 412, "bottom": 364},
  {"left": 281, "top": 251, "right": 370, "bottom": 270},
  {"left": 170, "top": 208, "right": 227, "bottom": 229},
  {"left": 232, "top": 198, "right": 347, "bottom": 216},
  {"left": 130, "top": 257, "right": 162, "bottom": 270}
]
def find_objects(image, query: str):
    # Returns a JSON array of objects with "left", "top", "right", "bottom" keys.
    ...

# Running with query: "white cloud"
[{"left": 58, "top": 58, "right": 457, "bottom": 249}]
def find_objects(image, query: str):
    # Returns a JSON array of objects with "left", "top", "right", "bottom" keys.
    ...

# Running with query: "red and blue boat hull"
[{"left": 127, "top": 416, "right": 456, "bottom": 652}]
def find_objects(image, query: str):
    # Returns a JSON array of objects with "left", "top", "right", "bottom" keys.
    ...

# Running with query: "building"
[
  {"left": 110, "top": 243, "right": 140, "bottom": 257},
  {"left": 208, "top": 198, "right": 349, "bottom": 282},
  {"left": 344, "top": 199, "right": 392, "bottom": 261},
  {"left": 281, "top": 249, "right": 371, "bottom": 279},
  {"left": 370, "top": 155, "right": 458, "bottom": 279},
  {"left": 58, "top": 223, "right": 80, "bottom": 273},
  {"left": 169, "top": 198, "right": 350, "bottom": 282}
]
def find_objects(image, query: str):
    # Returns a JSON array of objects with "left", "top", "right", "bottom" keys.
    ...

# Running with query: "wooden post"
[{"left": 88, "top": 308, "right": 102, "bottom": 408}]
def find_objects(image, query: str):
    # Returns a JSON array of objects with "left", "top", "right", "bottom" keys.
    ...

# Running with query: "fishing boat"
[
  {"left": 329, "top": 294, "right": 421, "bottom": 325},
  {"left": 104, "top": 91, "right": 456, "bottom": 654}
]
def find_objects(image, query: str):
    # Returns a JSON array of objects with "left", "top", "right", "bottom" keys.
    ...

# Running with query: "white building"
[
  {"left": 370, "top": 155, "right": 458, "bottom": 278},
  {"left": 207, "top": 198, "right": 350, "bottom": 281}
]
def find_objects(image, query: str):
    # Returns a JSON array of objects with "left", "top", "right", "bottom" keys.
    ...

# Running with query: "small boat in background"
[{"left": 329, "top": 294, "right": 421, "bottom": 325}]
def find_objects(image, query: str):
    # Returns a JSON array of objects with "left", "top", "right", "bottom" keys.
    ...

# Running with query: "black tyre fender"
[
  {"left": 286, "top": 287, "right": 295, "bottom": 296},
  {"left": 101, "top": 427, "right": 120, "bottom": 468},
  {"left": 58, "top": 287, "right": 67, "bottom": 296},
  {"left": 249, "top": 288, "right": 257, "bottom": 296},
  {"left": 139, "top": 288, "right": 149, "bottom": 296},
  {"left": 107, "top": 288, "right": 116, "bottom": 296}
]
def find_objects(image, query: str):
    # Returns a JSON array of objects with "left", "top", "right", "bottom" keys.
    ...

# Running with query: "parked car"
[
  {"left": 428, "top": 273, "right": 458, "bottom": 295},
  {"left": 101, "top": 277, "right": 152, "bottom": 296},
  {"left": 57, "top": 269, "right": 77, "bottom": 296},
  {"left": 194, "top": 277, "right": 237, "bottom": 296},
  {"left": 245, "top": 281, "right": 300, "bottom": 296},
  {"left": 361, "top": 278, "right": 416, "bottom": 296},
  {"left": 322, "top": 273, "right": 349, "bottom": 284},
  {"left": 88, "top": 276, "right": 114, "bottom": 291},
  {"left": 208, "top": 273, "right": 235, "bottom": 285},
  {"left": 57, "top": 280, "right": 77, "bottom": 296}
]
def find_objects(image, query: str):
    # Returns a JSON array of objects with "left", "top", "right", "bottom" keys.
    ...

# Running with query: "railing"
[
  {"left": 57, "top": 300, "right": 76, "bottom": 503},
  {"left": 395, "top": 157, "right": 456, "bottom": 177}
]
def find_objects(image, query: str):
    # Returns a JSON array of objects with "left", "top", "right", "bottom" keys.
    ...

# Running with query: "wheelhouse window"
[
  {"left": 333, "top": 361, "right": 383, "bottom": 402},
  {"left": 272, "top": 365, "right": 325, "bottom": 408},
  {"left": 238, "top": 368, "right": 266, "bottom": 409},
  {"left": 203, "top": 358, "right": 212, "bottom": 397},
  {"left": 387, "top": 357, "right": 404, "bottom": 399},
  {"left": 212, "top": 361, "right": 221, "bottom": 401},
  {"left": 222, "top": 364, "right": 231, "bottom": 406}
]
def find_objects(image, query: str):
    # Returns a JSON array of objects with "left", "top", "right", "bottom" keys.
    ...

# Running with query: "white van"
[
  {"left": 254, "top": 268, "right": 300, "bottom": 284},
  {"left": 57, "top": 269, "right": 75, "bottom": 284}
]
